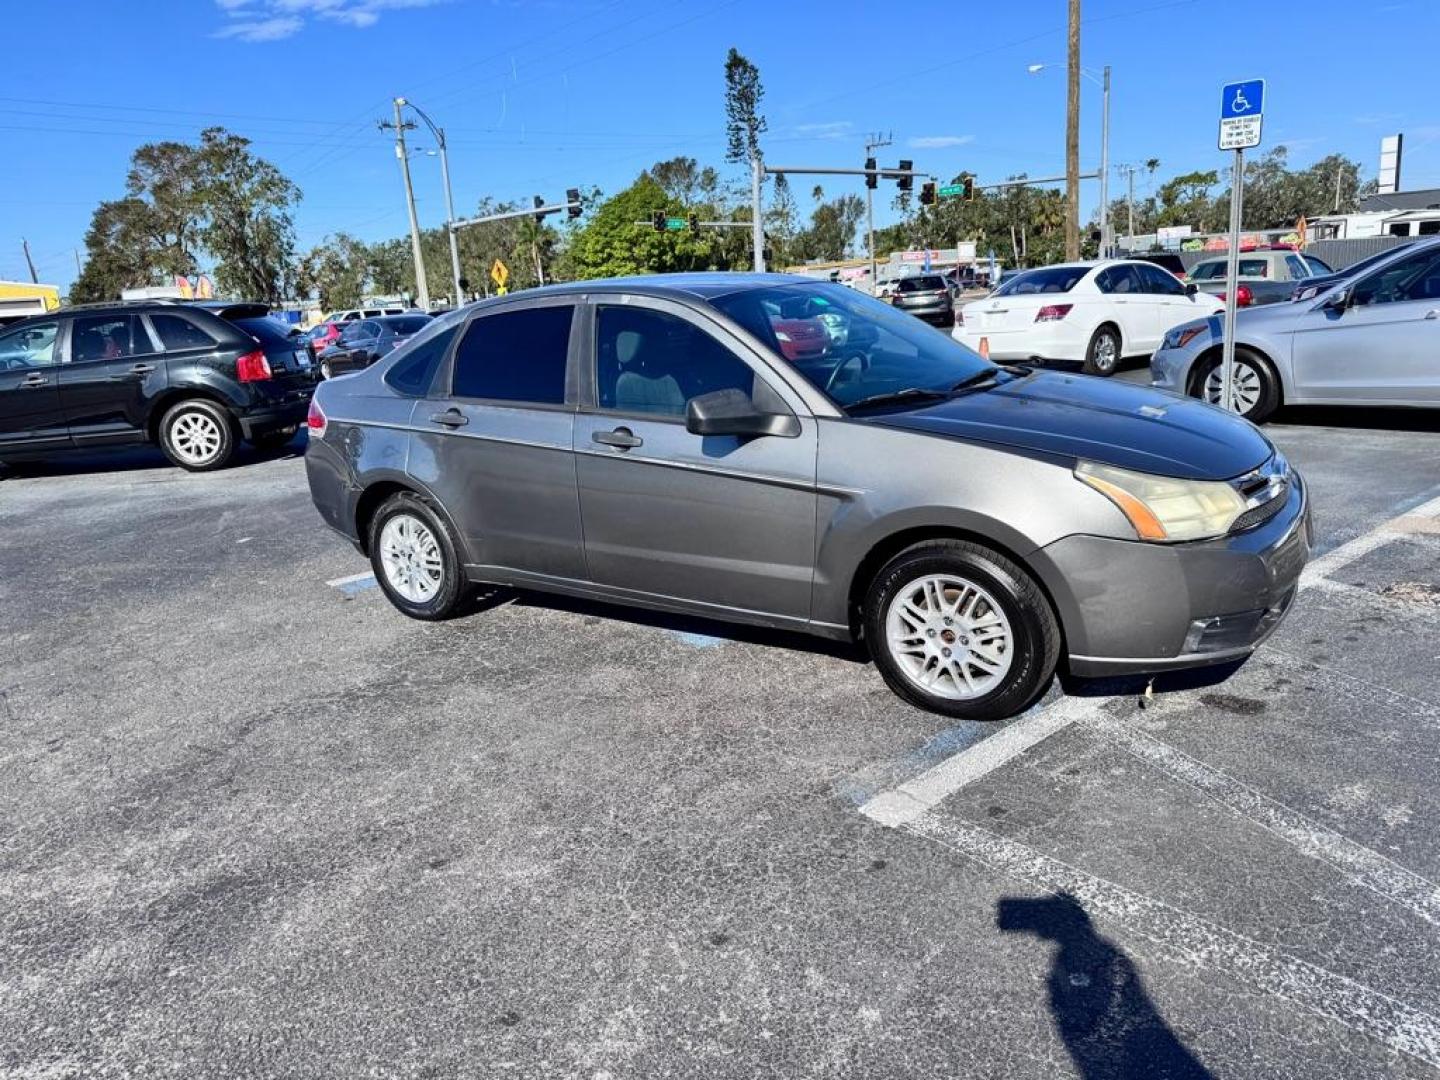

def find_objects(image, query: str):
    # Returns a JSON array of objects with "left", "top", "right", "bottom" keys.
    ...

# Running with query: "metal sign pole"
[{"left": 1220, "top": 147, "right": 1244, "bottom": 413}]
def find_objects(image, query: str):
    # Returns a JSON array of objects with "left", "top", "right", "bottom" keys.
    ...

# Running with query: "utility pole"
[
  {"left": 398, "top": 100, "right": 462, "bottom": 305},
  {"left": 864, "top": 132, "right": 892, "bottom": 291},
  {"left": 384, "top": 98, "right": 429, "bottom": 311},
  {"left": 1098, "top": 64, "right": 1111, "bottom": 256},
  {"left": 21, "top": 239, "right": 38, "bottom": 284},
  {"left": 73, "top": 249, "right": 83, "bottom": 278},
  {"left": 1127, "top": 167, "right": 1136, "bottom": 238},
  {"left": 751, "top": 151, "right": 765, "bottom": 272},
  {"left": 1333, "top": 161, "right": 1345, "bottom": 213},
  {"left": 1064, "top": 0, "right": 1081, "bottom": 260}
]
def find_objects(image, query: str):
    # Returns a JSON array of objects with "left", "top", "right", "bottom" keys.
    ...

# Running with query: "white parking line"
[
  {"left": 1080, "top": 712, "right": 1440, "bottom": 926},
  {"left": 327, "top": 571, "right": 378, "bottom": 596},
  {"left": 859, "top": 490, "right": 1440, "bottom": 825},
  {"left": 860, "top": 696, "right": 1104, "bottom": 827},
  {"left": 906, "top": 812, "right": 1440, "bottom": 1070}
]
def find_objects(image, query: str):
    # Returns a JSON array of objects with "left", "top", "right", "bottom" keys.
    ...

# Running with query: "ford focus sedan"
[{"left": 305, "top": 274, "right": 1309, "bottom": 720}]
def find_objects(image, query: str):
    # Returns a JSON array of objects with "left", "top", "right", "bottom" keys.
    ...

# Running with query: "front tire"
[
  {"left": 864, "top": 540, "right": 1060, "bottom": 720},
  {"left": 1194, "top": 349, "right": 1279, "bottom": 423},
  {"left": 158, "top": 399, "right": 236, "bottom": 471},
  {"left": 1082, "top": 324, "right": 1122, "bottom": 376},
  {"left": 368, "top": 491, "right": 468, "bottom": 620}
]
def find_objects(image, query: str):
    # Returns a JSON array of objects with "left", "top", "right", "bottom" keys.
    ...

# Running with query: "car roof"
[{"left": 469, "top": 272, "right": 815, "bottom": 305}]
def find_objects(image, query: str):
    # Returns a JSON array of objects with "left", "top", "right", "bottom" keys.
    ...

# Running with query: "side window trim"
[{"left": 442, "top": 298, "right": 579, "bottom": 410}]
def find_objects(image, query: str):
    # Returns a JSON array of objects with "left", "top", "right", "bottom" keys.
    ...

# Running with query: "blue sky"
[{"left": 4, "top": 0, "right": 1438, "bottom": 289}]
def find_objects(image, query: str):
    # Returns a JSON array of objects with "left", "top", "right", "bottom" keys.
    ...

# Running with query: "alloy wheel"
[
  {"left": 378, "top": 513, "right": 444, "bottom": 603},
  {"left": 1093, "top": 332, "right": 1118, "bottom": 373},
  {"left": 169, "top": 411, "right": 224, "bottom": 466},
  {"left": 885, "top": 573, "right": 1014, "bottom": 700}
]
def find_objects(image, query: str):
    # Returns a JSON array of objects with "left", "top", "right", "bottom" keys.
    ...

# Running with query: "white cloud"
[
  {"left": 908, "top": 134, "right": 974, "bottom": 149},
  {"left": 213, "top": 15, "right": 304, "bottom": 40},
  {"left": 794, "top": 121, "right": 853, "bottom": 140},
  {"left": 212, "top": 0, "right": 443, "bottom": 40}
]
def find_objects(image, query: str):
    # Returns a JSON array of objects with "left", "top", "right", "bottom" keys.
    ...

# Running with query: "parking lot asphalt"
[{"left": 3, "top": 396, "right": 1440, "bottom": 1079}]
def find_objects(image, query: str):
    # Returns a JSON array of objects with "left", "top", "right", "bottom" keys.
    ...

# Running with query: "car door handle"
[
  {"left": 592, "top": 427, "right": 643, "bottom": 449},
  {"left": 429, "top": 408, "right": 469, "bottom": 428},
  {"left": 110, "top": 363, "right": 156, "bottom": 380},
  {"left": 19, "top": 372, "right": 48, "bottom": 388}
]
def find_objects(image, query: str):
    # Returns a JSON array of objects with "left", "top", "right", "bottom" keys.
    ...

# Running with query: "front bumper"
[{"left": 1033, "top": 471, "right": 1311, "bottom": 677}]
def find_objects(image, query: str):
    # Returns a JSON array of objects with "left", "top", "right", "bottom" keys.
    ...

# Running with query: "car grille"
[{"left": 1229, "top": 452, "right": 1291, "bottom": 534}]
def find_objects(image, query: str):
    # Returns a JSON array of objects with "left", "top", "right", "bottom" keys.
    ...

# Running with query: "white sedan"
[{"left": 954, "top": 259, "right": 1224, "bottom": 376}]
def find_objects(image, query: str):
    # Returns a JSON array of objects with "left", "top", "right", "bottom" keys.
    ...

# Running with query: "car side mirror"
[
  {"left": 685, "top": 388, "right": 800, "bottom": 439},
  {"left": 1185, "top": 282, "right": 1198, "bottom": 297},
  {"left": 1322, "top": 287, "right": 1351, "bottom": 313}
]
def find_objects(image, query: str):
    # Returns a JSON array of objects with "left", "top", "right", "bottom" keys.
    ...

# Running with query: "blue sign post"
[{"left": 1217, "top": 78, "right": 1266, "bottom": 413}]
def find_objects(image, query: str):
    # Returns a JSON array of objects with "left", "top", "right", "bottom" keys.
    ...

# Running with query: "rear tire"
[
  {"left": 1082, "top": 324, "right": 1122, "bottom": 376},
  {"left": 1194, "top": 349, "right": 1279, "bottom": 423},
  {"left": 368, "top": 491, "right": 469, "bottom": 620},
  {"left": 864, "top": 540, "right": 1060, "bottom": 721},
  {"left": 158, "top": 399, "right": 236, "bottom": 472}
]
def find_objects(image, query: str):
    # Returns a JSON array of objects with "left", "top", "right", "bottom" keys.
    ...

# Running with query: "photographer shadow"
[{"left": 997, "top": 893, "right": 1214, "bottom": 1080}]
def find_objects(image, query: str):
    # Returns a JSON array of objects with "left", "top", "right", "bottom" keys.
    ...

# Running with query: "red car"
[
  {"left": 304, "top": 322, "right": 343, "bottom": 359},
  {"left": 769, "top": 316, "right": 830, "bottom": 362}
]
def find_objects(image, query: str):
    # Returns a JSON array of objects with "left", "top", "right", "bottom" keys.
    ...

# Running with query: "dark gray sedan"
[
  {"left": 891, "top": 274, "right": 955, "bottom": 327},
  {"left": 317, "top": 313, "right": 432, "bottom": 379},
  {"left": 305, "top": 274, "right": 1309, "bottom": 720}
]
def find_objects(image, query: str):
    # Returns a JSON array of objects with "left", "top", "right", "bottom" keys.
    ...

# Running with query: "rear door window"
[
  {"left": 450, "top": 305, "right": 574, "bottom": 405},
  {"left": 69, "top": 314, "right": 154, "bottom": 363},
  {"left": 1096, "top": 265, "right": 1144, "bottom": 294},
  {"left": 1136, "top": 264, "right": 1186, "bottom": 296}
]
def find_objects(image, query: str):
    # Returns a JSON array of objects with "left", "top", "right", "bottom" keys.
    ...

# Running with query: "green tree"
[
  {"left": 71, "top": 197, "right": 185, "bottom": 303},
  {"left": 195, "top": 128, "right": 300, "bottom": 303},
  {"left": 296, "top": 233, "right": 369, "bottom": 311},
  {"left": 723, "top": 49, "right": 766, "bottom": 167},
  {"left": 793, "top": 192, "right": 865, "bottom": 261},
  {"left": 569, "top": 174, "right": 716, "bottom": 278}
]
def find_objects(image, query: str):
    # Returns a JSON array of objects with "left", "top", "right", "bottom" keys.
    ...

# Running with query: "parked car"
[
  {"left": 304, "top": 321, "right": 343, "bottom": 360},
  {"left": 955, "top": 260, "right": 1224, "bottom": 375},
  {"left": 1187, "top": 249, "right": 1333, "bottom": 308},
  {"left": 325, "top": 305, "right": 410, "bottom": 322},
  {"left": 305, "top": 274, "right": 1308, "bottom": 721},
  {"left": 1128, "top": 252, "right": 1187, "bottom": 279},
  {"left": 891, "top": 274, "right": 955, "bottom": 327},
  {"left": 1289, "top": 246, "right": 1407, "bottom": 301},
  {"left": 1151, "top": 238, "right": 1440, "bottom": 422},
  {"left": 317, "top": 314, "right": 433, "bottom": 379},
  {"left": 0, "top": 300, "right": 317, "bottom": 471}
]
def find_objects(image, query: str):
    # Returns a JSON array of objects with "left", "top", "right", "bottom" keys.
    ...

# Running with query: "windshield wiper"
[
  {"left": 844, "top": 387, "right": 951, "bottom": 413},
  {"left": 949, "top": 367, "right": 1003, "bottom": 393}
]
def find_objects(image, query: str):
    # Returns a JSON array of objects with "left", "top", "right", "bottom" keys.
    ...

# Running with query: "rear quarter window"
[
  {"left": 383, "top": 312, "right": 466, "bottom": 396},
  {"left": 149, "top": 312, "right": 219, "bottom": 351},
  {"left": 231, "top": 316, "right": 298, "bottom": 348}
]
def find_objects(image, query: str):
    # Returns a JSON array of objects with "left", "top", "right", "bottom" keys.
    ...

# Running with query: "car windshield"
[
  {"left": 993, "top": 266, "right": 1086, "bottom": 295},
  {"left": 709, "top": 282, "right": 995, "bottom": 409},
  {"left": 897, "top": 276, "right": 946, "bottom": 292}
]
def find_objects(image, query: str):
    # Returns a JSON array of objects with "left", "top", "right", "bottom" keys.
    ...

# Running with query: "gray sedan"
[
  {"left": 1151, "top": 238, "right": 1440, "bottom": 422},
  {"left": 305, "top": 274, "right": 1309, "bottom": 720}
]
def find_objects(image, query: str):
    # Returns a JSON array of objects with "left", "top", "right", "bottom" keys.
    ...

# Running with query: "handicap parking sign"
[{"left": 1218, "top": 79, "right": 1264, "bottom": 150}]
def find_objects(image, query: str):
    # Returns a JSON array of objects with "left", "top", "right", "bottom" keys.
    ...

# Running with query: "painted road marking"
[
  {"left": 327, "top": 571, "right": 378, "bottom": 596},
  {"left": 665, "top": 629, "right": 727, "bottom": 648},
  {"left": 906, "top": 812, "right": 1440, "bottom": 1070},
  {"left": 860, "top": 696, "right": 1104, "bottom": 827},
  {"left": 860, "top": 490, "right": 1440, "bottom": 824},
  {"left": 1081, "top": 712, "right": 1440, "bottom": 926}
]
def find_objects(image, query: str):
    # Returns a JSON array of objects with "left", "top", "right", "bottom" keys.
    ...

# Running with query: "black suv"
[{"left": 0, "top": 300, "right": 317, "bottom": 471}]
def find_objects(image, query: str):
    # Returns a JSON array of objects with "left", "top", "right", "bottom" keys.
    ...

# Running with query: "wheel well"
[
  {"left": 353, "top": 481, "right": 413, "bottom": 555},
  {"left": 1094, "top": 321, "right": 1120, "bottom": 344},
  {"left": 146, "top": 389, "right": 236, "bottom": 443},
  {"left": 1185, "top": 343, "right": 1282, "bottom": 405},
  {"left": 845, "top": 525, "right": 1064, "bottom": 649}
]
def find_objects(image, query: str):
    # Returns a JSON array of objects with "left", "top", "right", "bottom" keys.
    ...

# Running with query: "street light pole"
[
  {"left": 391, "top": 97, "right": 429, "bottom": 311},
  {"left": 403, "top": 100, "right": 463, "bottom": 305},
  {"left": 1100, "top": 64, "right": 1111, "bottom": 256}
]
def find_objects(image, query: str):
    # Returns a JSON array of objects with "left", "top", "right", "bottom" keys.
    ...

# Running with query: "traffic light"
[
  {"left": 458, "top": 276, "right": 471, "bottom": 295},
  {"left": 689, "top": 213, "right": 700, "bottom": 232},
  {"left": 864, "top": 156, "right": 877, "bottom": 190},
  {"left": 566, "top": 188, "right": 582, "bottom": 220},
  {"left": 652, "top": 210, "right": 666, "bottom": 232},
  {"left": 920, "top": 182, "right": 936, "bottom": 206},
  {"left": 897, "top": 159, "right": 913, "bottom": 192},
  {"left": 961, "top": 175, "right": 975, "bottom": 201},
  {"left": 533, "top": 194, "right": 545, "bottom": 223}
]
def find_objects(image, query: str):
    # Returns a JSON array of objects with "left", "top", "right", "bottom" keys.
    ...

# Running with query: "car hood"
[{"left": 866, "top": 370, "right": 1272, "bottom": 480}]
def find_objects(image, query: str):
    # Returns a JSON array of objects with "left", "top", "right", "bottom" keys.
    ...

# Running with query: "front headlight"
[
  {"left": 1161, "top": 321, "right": 1210, "bottom": 351},
  {"left": 1075, "top": 461, "right": 1246, "bottom": 542}
]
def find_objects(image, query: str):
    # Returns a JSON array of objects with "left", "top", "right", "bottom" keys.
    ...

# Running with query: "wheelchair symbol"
[{"left": 1230, "top": 86, "right": 1253, "bottom": 114}]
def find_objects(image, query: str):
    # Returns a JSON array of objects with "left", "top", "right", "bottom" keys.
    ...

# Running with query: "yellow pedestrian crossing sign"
[{"left": 490, "top": 259, "right": 509, "bottom": 287}]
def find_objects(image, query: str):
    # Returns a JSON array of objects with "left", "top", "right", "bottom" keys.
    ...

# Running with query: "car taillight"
[
  {"left": 1219, "top": 285, "right": 1254, "bottom": 307},
  {"left": 1034, "top": 304, "right": 1073, "bottom": 322},
  {"left": 236, "top": 349, "right": 272, "bottom": 382},
  {"left": 307, "top": 398, "right": 327, "bottom": 437}
]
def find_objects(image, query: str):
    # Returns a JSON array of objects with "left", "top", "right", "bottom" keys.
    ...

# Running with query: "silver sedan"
[{"left": 1151, "top": 238, "right": 1440, "bottom": 422}]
